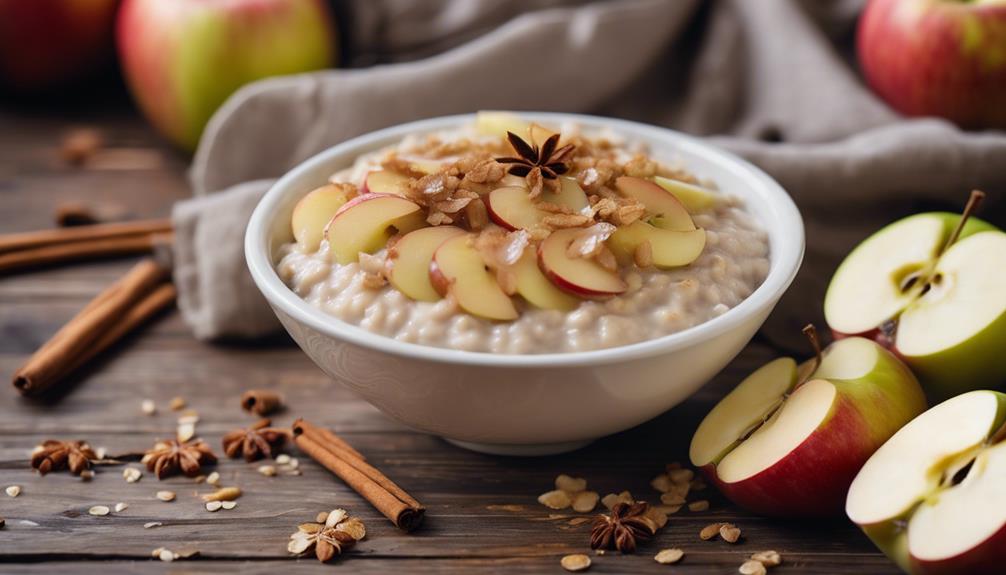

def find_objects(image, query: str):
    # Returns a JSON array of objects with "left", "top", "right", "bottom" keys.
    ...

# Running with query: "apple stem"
[
  {"left": 802, "top": 323, "right": 822, "bottom": 376},
  {"left": 940, "top": 190, "right": 986, "bottom": 256}
]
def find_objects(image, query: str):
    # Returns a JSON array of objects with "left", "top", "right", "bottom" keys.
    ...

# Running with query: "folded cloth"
[{"left": 174, "top": 0, "right": 1006, "bottom": 344}]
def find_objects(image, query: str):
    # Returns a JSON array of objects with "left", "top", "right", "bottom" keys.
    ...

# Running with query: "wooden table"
[{"left": 0, "top": 106, "right": 904, "bottom": 574}]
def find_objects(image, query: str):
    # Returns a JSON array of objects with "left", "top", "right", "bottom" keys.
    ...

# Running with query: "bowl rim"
[{"left": 245, "top": 112, "right": 804, "bottom": 368}]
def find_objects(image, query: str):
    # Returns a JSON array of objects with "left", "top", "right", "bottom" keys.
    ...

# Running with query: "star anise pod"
[
  {"left": 221, "top": 418, "right": 287, "bottom": 462},
  {"left": 590, "top": 501, "right": 657, "bottom": 553},
  {"left": 31, "top": 440, "right": 97, "bottom": 476},
  {"left": 142, "top": 438, "right": 217, "bottom": 479},
  {"left": 496, "top": 131, "right": 575, "bottom": 180}
]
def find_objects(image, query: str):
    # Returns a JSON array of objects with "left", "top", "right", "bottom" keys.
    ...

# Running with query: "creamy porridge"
[{"left": 277, "top": 113, "right": 770, "bottom": 354}]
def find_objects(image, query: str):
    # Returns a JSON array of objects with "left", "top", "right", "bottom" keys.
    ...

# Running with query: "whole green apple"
[{"left": 117, "top": 0, "right": 336, "bottom": 150}]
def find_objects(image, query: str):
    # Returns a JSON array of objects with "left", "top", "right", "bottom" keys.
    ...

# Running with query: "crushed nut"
[
  {"left": 114, "top": 502, "right": 128, "bottom": 513},
  {"left": 601, "top": 490, "right": 634, "bottom": 510},
  {"left": 206, "top": 471, "right": 221, "bottom": 486},
  {"left": 643, "top": 506, "right": 668, "bottom": 529},
  {"left": 634, "top": 240, "right": 653, "bottom": 268},
  {"left": 221, "top": 501, "right": 237, "bottom": 510},
  {"left": 669, "top": 468, "right": 694, "bottom": 484},
  {"left": 88, "top": 505, "right": 110, "bottom": 516},
  {"left": 141, "top": 399, "right": 156, "bottom": 415},
  {"left": 275, "top": 455, "right": 291, "bottom": 465},
  {"left": 560, "top": 553, "right": 591, "bottom": 572},
  {"left": 660, "top": 492, "right": 686, "bottom": 506},
  {"left": 751, "top": 550, "right": 782, "bottom": 567},
  {"left": 688, "top": 500, "right": 710, "bottom": 512},
  {"left": 169, "top": 397, "right": 186, "bottom": 411},
  {"left": 156, "top": 491, "right": 176, "bottom": 502},
  {"left": 654, "top": 548, "right": 684, "bottom": 564},
  {"left": 538, "top": 490, "right": 572, "bottom": 510},
  {"left": 739, "top": 560, "right": 768, "bottom": 575},
  {"left": 700, "top": 522, "right": 724, "bottom": 540},
  {"left": 144, "top": 522, "right": 163, "bottom": 529},
  {"left": 5, "top": 485, "right": 20, "bottom": 497},
  {"left": 258, "top": 465, "right": 277, "bottom": 477},
  {"left": 720, "top": 523, "right": 742, "bottom": 543},
  {"left": 650, "top": 473, "right": 673, "bottom": 493},
  {"left": 205, "top": 501, "right": 223, "bottom": 512},
  {"left": 571, "top": 491, "right": 599, "bottom": 513},
  {"left": 123, "top": 467, "right": 142, "bottom": 483},
  {"left": 202, "top": 486, "right": 242, "bottom": 502},
  {"left": 555, "top": 474, "right": 587, "bottom": 493},
  {"left": 79, "top": 470, "right": 94, "bottom": 481}
]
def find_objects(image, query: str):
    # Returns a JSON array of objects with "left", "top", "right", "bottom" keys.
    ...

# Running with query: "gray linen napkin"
[{"left": 174, "top": 0, "right": 1006, "bottom": 345}]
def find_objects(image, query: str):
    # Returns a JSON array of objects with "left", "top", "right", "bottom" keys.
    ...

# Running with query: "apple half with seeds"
[
  {"left": 690, "top": 330, "right": 926, "bottom": 517},
  {"left": 388, "top": 226, "right": 465, "bottom": 302},
  {"left": 430, "top": 234, "right": 518, "bottom": 321},
  {"left": 325, "top": 194, "right": 426, "bottom": 264},
  {"left": 291, "top": 183, "right": 354, "bottom": 251},
  {"left": 847, "top": 390, "right": 1006, "bottom": 575}
]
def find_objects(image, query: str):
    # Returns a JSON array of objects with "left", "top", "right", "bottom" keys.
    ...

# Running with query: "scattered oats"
[
  {"left": 688, "top": 500, "right": 710, "bottom": 512},
  {"left": 275, "top": 454, "right": 291, "bottom": 465},
  {"left": 336, "top": 517, "right": 367, "bottom": 540},
  {"left": 571, "top": 491, "right": 599, "bottom": 513},
  {"left": 221, "top": 501, "right": 237, "bottom": 510},
  {"left": 324, "top": 509, "right": 349, "bottom": 528},
  {"left": 555, "top": 474, "right": 587, "bottom": 493},
  {"left": 720, "top": 523, "right": 742, "bottom": 543},
  {"left": 700, "top": 522, "right": 724, "bottom": 540},
  {"left": 739, "top": 560, "right": 768, "bottom": 575},
  {"left": 176, "top": 421, "right": 196, "bottom": 443},
  {"left": 114, "top": 502, "right": 128, "bottom": 513},
  {"left": 80, "top": 470, "right": 94, "bottom": 481},
  {"left": 669, "top": 468, "right": 694, "bottom": 484},
  {"left": 650, "top": 473, "right": 673, "bottom": 493},
  {"left": 258, "top": 465, "right": 277, "bottom": 477},
  {"left": 206, "top": 471, "right": 220, "bottom": 486},
  {"left": 316, "top": 511, "right": 329, "bottom": 524},
  {"left": 156, "top": 490, "right": 176, "bottom": 502},
  {"left": 205, "top": 500, "right": 223, "bottom": 512},
  {"left": 660, "top": 492, "right": 686, "bottom": 506},
  {"left": 750, "top": 550, "right": 782, "bottom": 567},
  {"left": 88, "top": 505, "right": 110, "bottom": 516},
  {"left": 654, "top": 548, "right": 684, "bottom": 565},
  {"left": 143, "top": 521, "right": 162, "bottom": 529},
  {"left": 123, "top": 467, "right": 142, "bottom": 483},
  {"left": 202, "top": 486, "right": 242, "bottom": 502},
  {"left": 141, "top": 399, "right": 156, "bottom": 415},
  {"left": 169, "top": 397, "right": 186, "bottom": 411},
  {"left": 5, "top": 485, "right": 21, "bottom": 497},
  {"left": 569, "top": 517, "right": 591, "bottom": 526},
  {"left": 560, "top": 553, "right": 591, "bottom": 572},
  {"left": 158, "top": 548, "right": 176, "bottom": 562},
  {"left": 538, "top": 489, "right": 572, "bottom": 510}
]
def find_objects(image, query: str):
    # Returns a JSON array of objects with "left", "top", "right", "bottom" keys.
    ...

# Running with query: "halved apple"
[
  {"left": 485, "top": 186, "right": 546, "bottom": 231},
  {"left": 429, "top": 234, "right": 518, "bottom": 321},
  {"left": 846, "top": 390, "right": 1006, "bottom": 574},
  {"left": 362, "top": 170, "right": 412, "bottom": 197},
  {"left": 539, "top": 228, "right": 627, "bottom": 297},
  {"left": 652, "top": 175, "right": 720, "bottom": 213},
  {"left": 291, "top": 183, "right": 355, "bottom": 251},
  {"left": 540, "top": 176, "right": 589, "bottom": 213},
  {"left": 325, "top": 194, "right": 427, "bottom": 264},
  {"left": 614, "top": 176, "right": 695, "bottom": 231},
  {"left": 607, "top": 221, "right": 706, "bottom": 268},
  {"left": 512, "top": 250, "right": 579, "bottom": 311},
  {"left": 690, "top": 335, "right": 926, "bottom": 517},
  {"left": 388, "top": 226, "right": 466, "bottom": 302}
]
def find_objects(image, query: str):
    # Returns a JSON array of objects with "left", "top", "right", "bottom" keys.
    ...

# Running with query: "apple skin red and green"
[{"left": 117, "top": 0, "right": 336, "bottom": 150}]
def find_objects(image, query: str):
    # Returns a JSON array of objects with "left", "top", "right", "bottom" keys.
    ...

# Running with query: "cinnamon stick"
[
  {"left": 292, "top": 419, "right": 424, "bottom": 531},
  {"left": 240, "top": 389, "right": 284, "bottom": 416},
  {"left": 13, "top": 258, "right": 170, "bottom": 396},
  {"left": 0, "top": 218, "right": 172, "bottom": 254},
  {"left": 0, "top": 233, "right": 172, "bottom": 275}
]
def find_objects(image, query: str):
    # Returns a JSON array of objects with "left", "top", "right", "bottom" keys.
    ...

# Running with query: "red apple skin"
[
  {"left": 911, "top": 523, "right": 1006, "bottom": 575},
  {"left": 858, "top": 0, "right": 1006, "bottom": 129},
  {"left": 0, "top": 0, "right": 118, "bottom": 92},
  {"left": 428, "top": 261, "right": 451, "bottom": 298}
]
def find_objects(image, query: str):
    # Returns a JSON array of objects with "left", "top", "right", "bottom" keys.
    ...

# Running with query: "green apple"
[
  {"left": 652, "top": 175, "right": 720, "bottom": 213},
  {"left": 690, "top": 333, "right": 926, "bottom": 517},
  {"left": 846, "top": 390, "right": 1006, "bottom": 574},
  {"left": 824, "top": 194, "right": 1006, "bottom": 399}
]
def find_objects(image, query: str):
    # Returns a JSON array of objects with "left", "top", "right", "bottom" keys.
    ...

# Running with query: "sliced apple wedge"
[
  {"left": 846, "top": 390, "right": 1006, "bottom": 574},
  {"left": 486, "top": 186, "right": 546, "bottom": 231},
  {"left": 607, "top": 221, "right": 706, "bottom": 269},
  {"left": 653, "top": 175, "right": 720, "bottom": 213},
  {"left": 512, "top": 250, "right": 579, "bottom": 311},
  {"left": 614, "top": 176, "right": 695, "bottom": 231},
  {"left": 363, "top": 169, "right": 412, "bottom": 197},
  {"left": 540, "top": 176, "right": 589, "bottom": 213},
  {"left": 291, "top": 183, "right": 354, "bottom": 251},
  {"left": 475, "top": 111, "right": 531, "bottom": 140},
  {"left": 690, "top": 335, "right": 926, "bottom": 517},
  {"left": 325, "top": 194, "right": 426, "bottom": 264},
  {"left": 539, "top": 228, "right": 627, "bottom": 297},
  {"left": 429, "top": 234, "right": 518, "bottom": 321},
  {"left": 388, "top": 226, "right": 466, "bottom": 302}
]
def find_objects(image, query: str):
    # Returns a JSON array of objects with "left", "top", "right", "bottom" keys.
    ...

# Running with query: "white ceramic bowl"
[{"left": 246, "top": 113, "right": 803, "bottom": 455}]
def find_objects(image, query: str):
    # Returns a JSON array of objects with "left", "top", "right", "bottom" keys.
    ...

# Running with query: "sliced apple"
[
  {"left": 614, "top": 176, "right": 695, "bottom": 231},
  {"left": 607, "top": 221, "right": 706, "bottom": 268},
  {"left": 540, "top": 176, "right": 589, "bottom": 213},
  {"left": 429, "top": 234, "right": 518, "bottom": 321},
  {"left": 388, "top": 226, "right": 466, "bottom": 302},
  {"left": 475, "top": 111, "right": 531, "bottom": 140},
  {"left": 325, "top": 194, "right": 427, "bottom": 264},
  {"left": 512, "top": 249, "right": 579, "bottom": 311},
  {"left": 362, "top": 170, "right": 412, "bottom": 197},
  {"left": 485, "top": 186, "right": 546, "bottom": 231},
  {"left": 408, "top": 159, "right": 443, "bottom": 175},
  {"left": 653, "top": 175, "right": 720, "bottom": 213},
  {"left": 291, "top": 183, "right": 355, "bottom": 251},
  {"left": 539, "top": 228, "right": 627, "bottom": 297},
  {"left": 846, "top": 390, "right": 1006, "bottom": 574}
]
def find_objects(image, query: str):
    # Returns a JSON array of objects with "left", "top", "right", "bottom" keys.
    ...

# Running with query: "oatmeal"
[{"left": 277, "top": 112, "right": 770, "bottom": 354}]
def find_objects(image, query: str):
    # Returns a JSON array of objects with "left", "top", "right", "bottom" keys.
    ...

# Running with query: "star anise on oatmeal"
[
  {"left": 31, "top": 440, "right": 97, "bottom": 475},
  {"left": 288, "top": 509, "right": 367, "bottom": 563},
  {"left": 590, "top": 501, "right": 658, "bottom": 553},
  {"left": 221, "top": 418, "right": 287, "bottom": 462},
  {"left": 142, "top": 438, "right": 217, "bottom": 479},
  {"left": 496, "top": 131, "right": 575, "bottom": 180}
]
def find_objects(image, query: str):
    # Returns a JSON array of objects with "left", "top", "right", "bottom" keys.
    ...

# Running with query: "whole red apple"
[
  {"left": 858, "top": 0, "right": 1006, "bottom": 129},
  {"left": 117, "top": 0, "right": 336, "bottom": 151},
  {"left": 0, "top": 0, "right": 119, "bottom": 92}
]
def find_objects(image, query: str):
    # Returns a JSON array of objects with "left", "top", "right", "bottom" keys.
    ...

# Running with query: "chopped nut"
[
  {"left": 5, "top": 485, "right": 20, "bottom": 497},
  {"left": 122, "top": 467, "right": 142, "bottom": 483},
  {"left": 643, "top": 506, "right": 668, "bottom": 529},
  {"left": 141, "top": 399, "right": 156, "bottom": 415},
  {"left": 600, "top": 490, "right": 634, "bottom": 510},
  {"left": 193, "top": 475, "right": 206, "bottom": 484},
  {"left": 571, "top": 491, "right": 599, "bottom": 513},
  {"left": 169, "top": 397, "right": 186, "bottom": 411},
  {"left": 700, "top": 522, "right": 724, "bottom": 540},
  {"left": 176, "top": 422, "right": 196, "bottom": 443},
  {"left": 654, "top": 548, "right": 684, "bottom": 564},
  {"left": 690, "top": 477, "right": 707, "bottom": 491},
  {"left": 156, "top": 490, "right": 176, "bottom": 502},
  {"left": 555, "top": 474, "right": 587, "bottom": 493},
  {"left": 660, "top": 492, "right": 686, "bottom": 506},
  {"left": 720, "top": 523, "right": 742, "bottom": 543},
  {"left": 538, "top": 489, "right": 572, "bottom": 510},
  {"left": 79, "top": 470, "right": 94, "bottom": 481},
  {"left": 569, "top": 517, "right": 591, "bottom": 526},
  {"left": 205, "top": 501, "right": 223, "bottom": 512},
  {"left": 688, "top": 500, "right": 710, "bottom": 512},
  {"left": 324, "top": 509, "right": 349, "bottom": 528},
  {"left": 335, "top": 517, "right": 366, "bottom": 540},
  {"left": 750, "top": 550, "right": 782, "bottom": 567},
  {"left": 88, "top": 505, "right": 110, "bottom": 516},
  {"left": 316, "top": 511, "right": 329, "bottom": 524},
  {"left": 275, "top": 454, "right": 291, "bottom": 465},
  {"left": 739, "top": 560, "right": 768, "bottom": 575},
  {"left": 206, "top": 471, "right": 221, "bottom": 486},
  {"left": 158, "top": 549, "right": 176, "bottom": 562},
  {"left": 653, "top": 504, "right": 682, "bottom": 516},
  {"left": 560, "top": 553, "right": 591, "bottom": 572},
  {"left": 202, "top": 486, "right": 242, "bottom": 502},
  {"left": 144, "top": 522, "right": 163, "bottom": 529},
  {"left": 114, "top": 502, "right": 128, "bottom": 513},
  {"left": 634, "top": 240, "right": 653, "bottom": 268},
  {"left": 669, "top": 468, "right": 694, "bottom": 484},
  {"left": 221, "top": 501, "right": 237, "bottom": 510},
  {"left": 650, "top": 473, "right": 673, "bottom": 493},
  {"left": 258, "top": 465, "right": 277, "bottom": 477}
]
